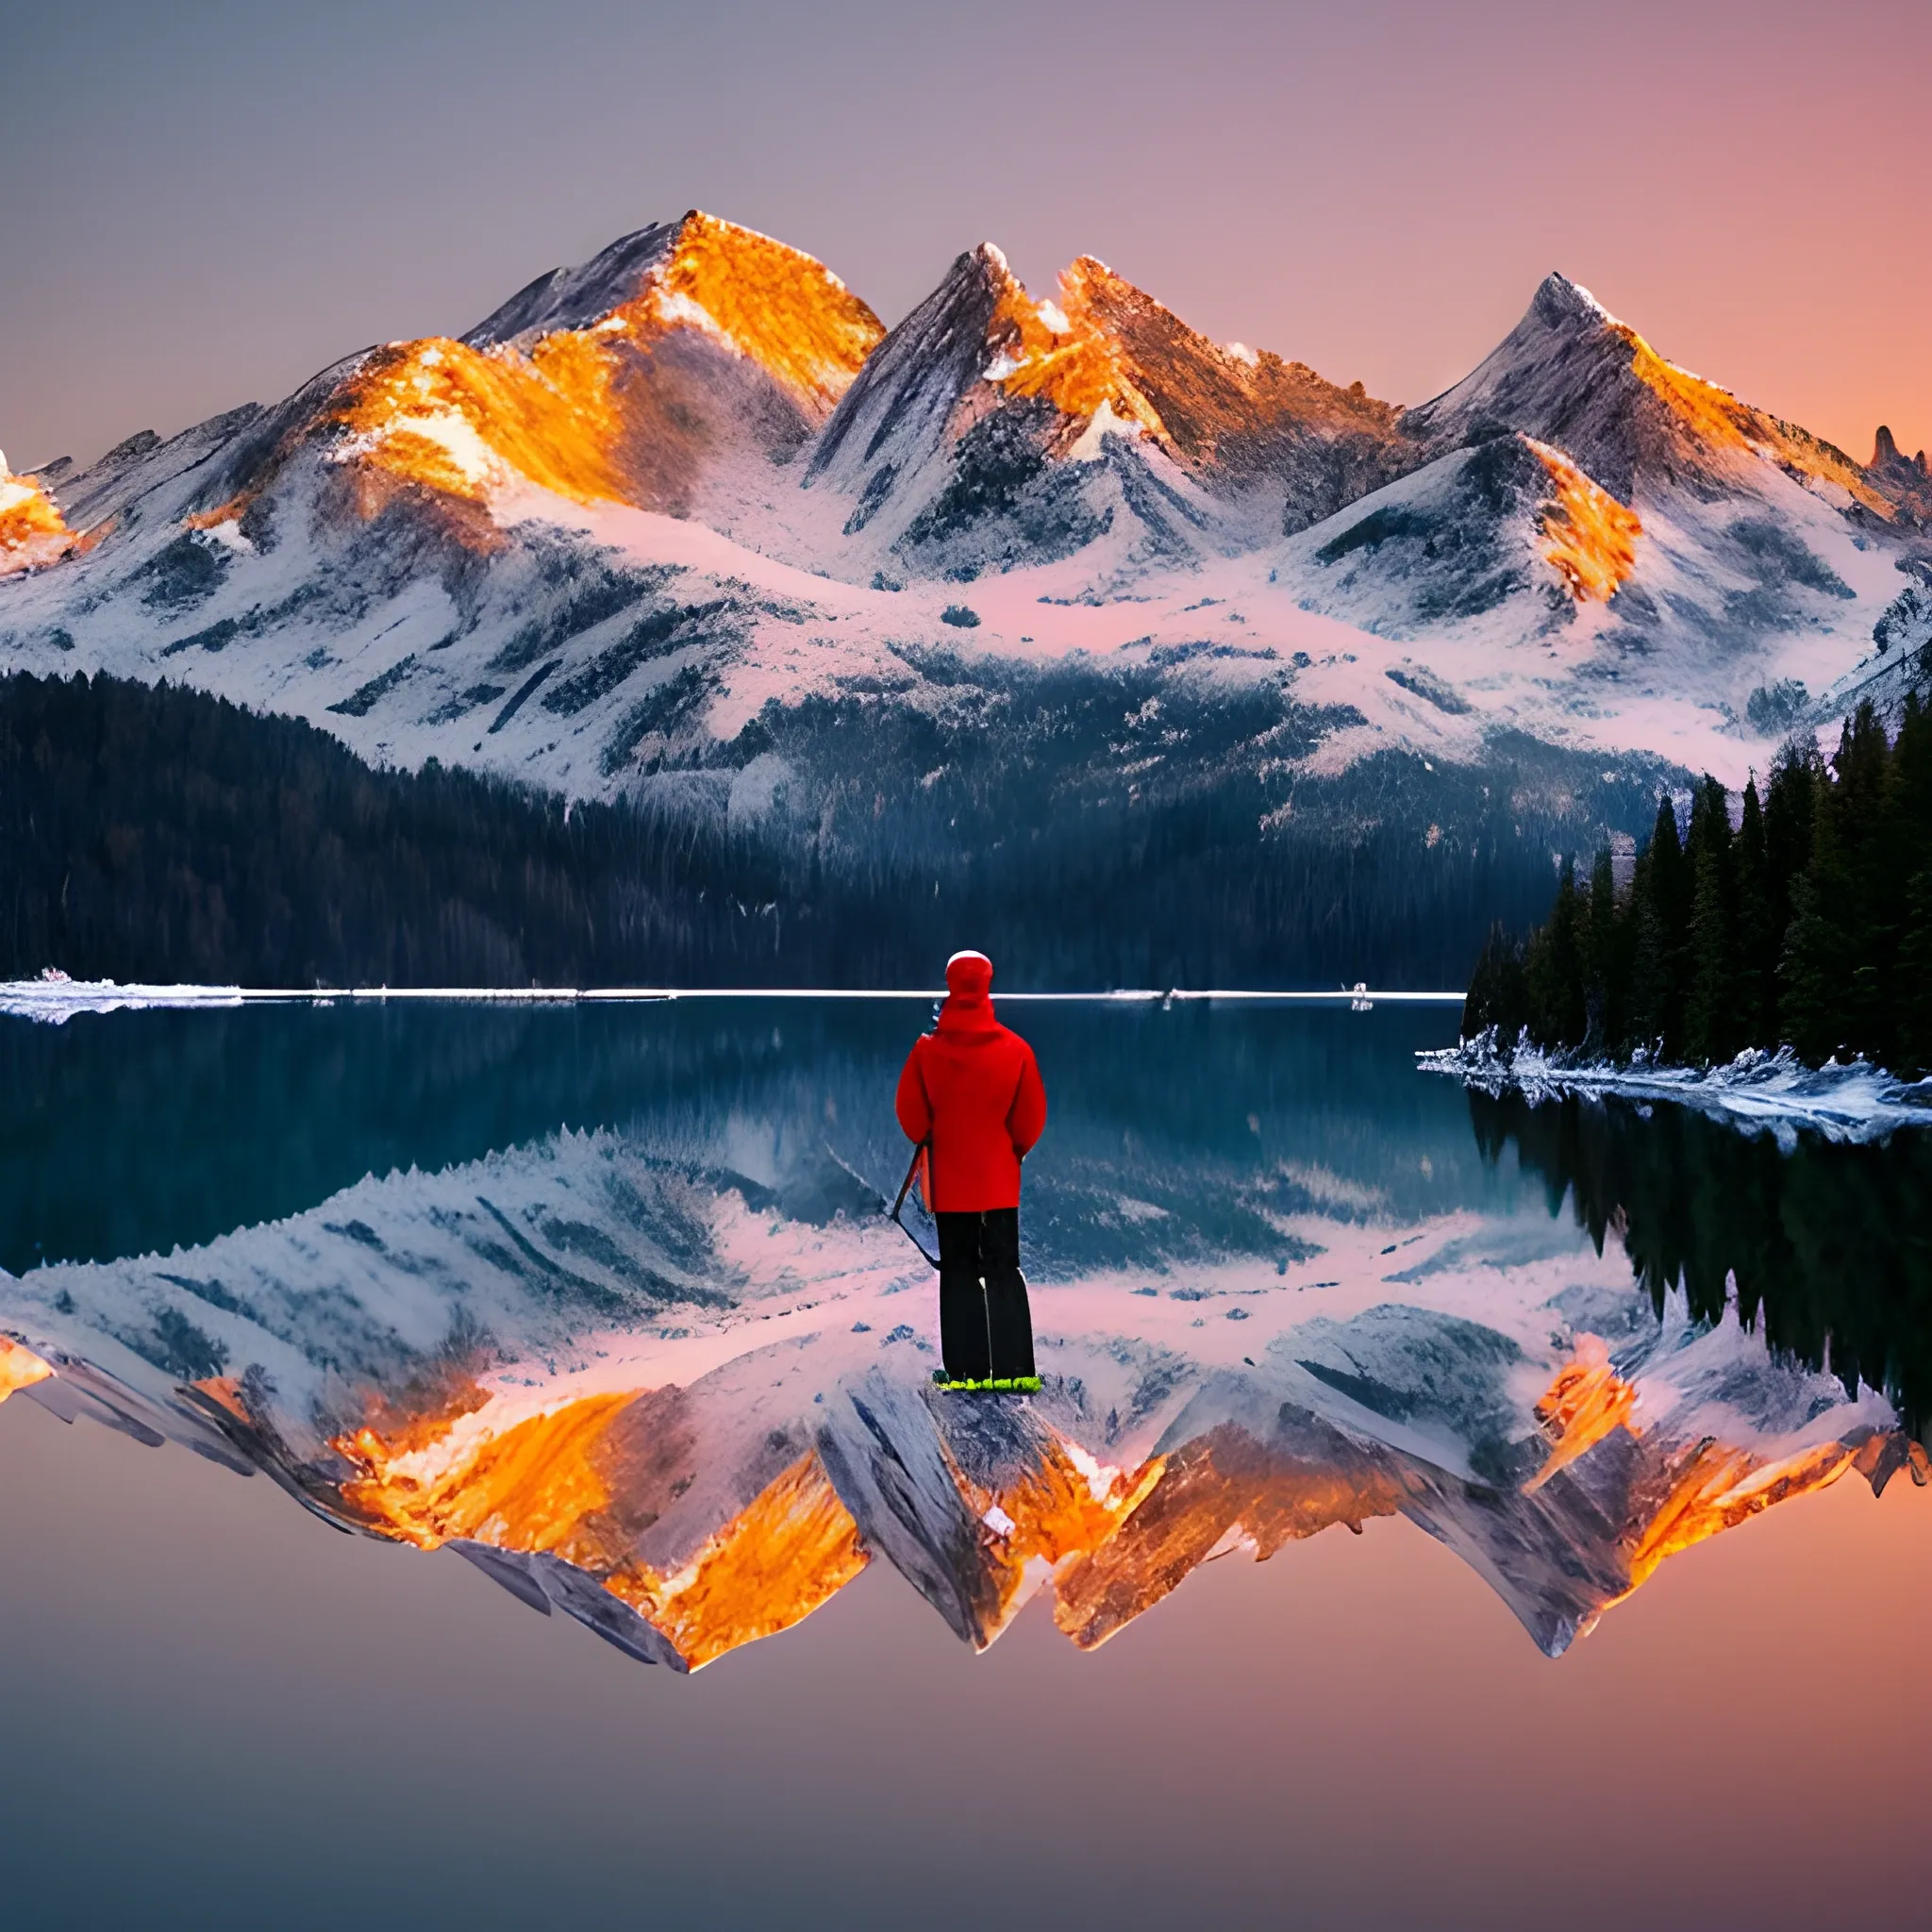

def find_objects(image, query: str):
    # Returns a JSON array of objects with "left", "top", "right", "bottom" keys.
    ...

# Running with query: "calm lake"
[{"left": 2, "top": 998, "right": 1927, "bottom": 1929}]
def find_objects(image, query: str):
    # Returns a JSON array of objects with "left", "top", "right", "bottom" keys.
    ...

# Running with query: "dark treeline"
[
  {"left": 1, "top": 671, "right": 1569, "bottom": 990},
  {"left": 1465, "top": 698, "right": 1932, "bottom": 1071},
  {"left": 1472, "top": 1085, "right": 1932, "bottom": 1445},
  {"left": 1, "top": 671, "right": 794, "bottom": 988}
]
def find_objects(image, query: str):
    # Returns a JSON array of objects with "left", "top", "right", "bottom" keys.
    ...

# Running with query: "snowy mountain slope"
[
  {"left": 802, "top": 242, "right": 1413, "bottom": 582},
  {"left": 1404, "top": 273, "right": 1901, "bottom": 517},
  {"left": 0, "top": 1116, "right": 1901, "bottom": 1667},
  {"left": 4, "top": 214, "right": 1927, "bottom": 975}
]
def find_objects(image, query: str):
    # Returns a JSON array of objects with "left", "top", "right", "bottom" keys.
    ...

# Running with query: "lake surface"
[{"left": 2, "top": 998, "right": 1928, "bottom": 1929}]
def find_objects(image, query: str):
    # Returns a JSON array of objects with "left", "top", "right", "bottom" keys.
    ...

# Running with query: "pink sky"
[{"left": 5, "top": 0, "right": 1927, "bottom": 476}]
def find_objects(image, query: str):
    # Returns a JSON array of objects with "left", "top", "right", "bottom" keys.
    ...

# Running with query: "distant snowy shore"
[
  {"left": 1420, "top": 1028, "right": 1932, "bottom": 1145},
  {"left": 0, "top": 975, "right": 249, "bottom": 1024},
  {"left": 0, "top": 974, "right": 1462, "bottom": 1025}
]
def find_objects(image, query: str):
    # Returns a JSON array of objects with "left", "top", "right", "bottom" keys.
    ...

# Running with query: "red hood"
[{"left": 937, "top": 951, "right": 999, "bottom": 1035}]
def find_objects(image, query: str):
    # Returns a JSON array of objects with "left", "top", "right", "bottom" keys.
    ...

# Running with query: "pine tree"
[
  {"left": 1683, "top": 776, "right": 1736, "bottom": 1064},
  {"left": 1586, "top": 845, "right": 1618, "bottom": 1047},
  {"left": 1463, "top": 921, "right": 1527, "bottom": 1044},
  {"left": 1624, "top": 836, "right": 1666, "bottom": 1056},
  {"left": 1896, "top": 871, "right": 1932, "bottom": 1077},
  {"left": 1832, "top": 703, "right": 1895, "bottom": 1058},
  {"left": 1525, "top": 857, "right": 1588, "bottom": 1048},
  {"left": 1625, "top": 795, "right": 1690, "bottom": 1057},
  {"left": 1763, "top": 735, "right": 1821, "bottom": 951},
  {"left": 1890, "top": 698, "right": 1932, "bottom": 1074},
  {"left": 1732, "top": 777, "right": 1775, "bottom": 1048},
  {"left": 1780, "top": 786, "right": 1857, "bottom": 1062}
]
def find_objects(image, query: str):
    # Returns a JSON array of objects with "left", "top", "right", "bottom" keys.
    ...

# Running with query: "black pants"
[{"left": 936, "top": 1208, "right": 1035, "bottom": 1380}]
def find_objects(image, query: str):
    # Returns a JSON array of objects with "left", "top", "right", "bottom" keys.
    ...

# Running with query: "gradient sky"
[{"left": 5, "top": 0, "right": 1928, "bottom": 475}]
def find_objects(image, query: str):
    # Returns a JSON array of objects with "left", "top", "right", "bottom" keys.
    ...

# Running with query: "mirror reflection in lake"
[{"left": 2, "top": 1000, "right": 1927, "bottom": 1928}]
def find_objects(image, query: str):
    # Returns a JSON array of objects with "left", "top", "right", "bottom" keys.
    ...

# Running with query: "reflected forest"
[{"left": 1474, "top": 1085, "right": 1932, "bottom": 1445}]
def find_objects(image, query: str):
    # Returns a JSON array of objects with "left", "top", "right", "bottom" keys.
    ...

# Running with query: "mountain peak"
[
  {"left": 1530, "top": 272, "right": 1616, "bottom": 331},
  {"left": 1868, "top": 423, "right": 1932, "bottom": 519},
  {"left": 1407, "top": 271, "right": 1894, "bottom": 514},
  {"left": 191, "top": 211, "right": 888, "bottom": 529},
  {"left": 466, "top": 209, "right": 883, "bottom": 415}
]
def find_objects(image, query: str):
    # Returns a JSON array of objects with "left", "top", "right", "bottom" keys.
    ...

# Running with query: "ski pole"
[{"left": 889, "top": 1141, "right": 941, "bottom": 1271}]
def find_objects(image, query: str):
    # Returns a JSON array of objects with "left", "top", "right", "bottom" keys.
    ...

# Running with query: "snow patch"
[
  {"left": 1422, "top": 1031, "right": 1932, "bottom": 1146},
  {"left": 0, "top": 978, "right": 247, "bottom": 1024},
  {"left": 1068, "top": 399, "right": 1141, "bottom": 462}
]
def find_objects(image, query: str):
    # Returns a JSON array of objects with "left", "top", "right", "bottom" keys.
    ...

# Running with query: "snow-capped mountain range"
[{"left": 4, "top": 209, "right": 1929, "bottom": 969}]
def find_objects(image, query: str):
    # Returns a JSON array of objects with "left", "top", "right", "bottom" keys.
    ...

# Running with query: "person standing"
[{"left": 894, "top": 950, "right": 1047, "bottom": 1391}]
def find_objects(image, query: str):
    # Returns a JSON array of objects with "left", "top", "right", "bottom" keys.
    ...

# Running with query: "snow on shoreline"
[
  {"left": 1420, "top": 1029, "right": 1932, "bottom": 1144},
  {"left": 0, "top": 978, "right": 250, "bottom": 1024}
]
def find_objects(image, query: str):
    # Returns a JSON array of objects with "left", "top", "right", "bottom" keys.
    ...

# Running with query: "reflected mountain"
[
  {"left": 1, "top": 1004, "right": 1915, "bottom": 1672},
  {"left": 1473, "top": 1087, "right": 1932, "bottom": 1440}
]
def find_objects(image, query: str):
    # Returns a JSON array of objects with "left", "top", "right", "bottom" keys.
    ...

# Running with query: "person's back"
[{"left": 895, "top": 950, "right": 1046, "bottom": 1390}]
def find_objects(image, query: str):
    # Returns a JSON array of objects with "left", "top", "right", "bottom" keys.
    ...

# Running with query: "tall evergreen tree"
[
  {"left": 1525, "top": 857, "right": 1587, "bottom": 1049},
  {"left": 1586, "top": 845, "right": 1619, "bottom": 1047},
  {"left": 1763, "top": 735, "right": 1821, "bottom": 950},
  {"left": 1683, "top": 775, "right": 1736, "bottom": 1064},
  {"left": 1832, "top": 703, "right": 1895, "bottom": 1058},
  {"left": 1780, "top": 789, "right": 1857, "bottom": 1062},
  {"left": 1890, "top": 697, "right": 1932, "bottom": 1074},
  {"left": 1625, "top": 796, "right": 1690, "bottom": 1056},
  {"left": 1732, "top": 778, "right": 1775, "bottom": 1049},
  {"left": 1463, "top": 921, "right": 1527, "bottom": 1043}
]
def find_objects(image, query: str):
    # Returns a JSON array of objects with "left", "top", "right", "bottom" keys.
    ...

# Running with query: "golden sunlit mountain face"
[
  {"left": 1051, "top": 1423, "right": 1411, "bottom": 1652},
  {"left": 1527, "top": 1343, "right": 1641, "bottom": 1490},
  {"left": 974, "top": 255, "right": 1169, "bottom": 449},
  {"left": 650, "top": 211, "right": 886, "bottom": 417},
  {"left": 1527, "top": 440, "right": 1642, "bottom": 603},
  {"left": 1617, "top": 1435, "right": 1865, "bottom": 1594},
  {"left": 1617, "top": 321, "right": 1893, "bottom": 518},
  {"left": 961, "top": 249, "right": 1402, "bottom": 479},
  {"left": 605, "top": 1452, "right": 868, "bottom": 1671},
  {"left": 0, "top": 1336, "right": 52, "bottom": 1401},
  {"left": 329, "top": 1386, "right": 869, "bottom": 1671},
  {"left": 208, "top": 211, "right": 886, "bottom": 529},
  {"left": 0, "top": 464, "right": 72, "bottom": 575},
  {"left": 1062, "top": 257, "right": 1402, "bottom": 469}
]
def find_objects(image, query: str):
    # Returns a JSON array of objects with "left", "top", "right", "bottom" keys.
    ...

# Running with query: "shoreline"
[{"left": 1419, "top": 1033, "right": 1932, "bottom": 1145}]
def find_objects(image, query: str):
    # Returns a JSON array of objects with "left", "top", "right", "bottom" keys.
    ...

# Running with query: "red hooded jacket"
[{"left": 895, "top": 952, "right": 1047, "bottom": 1212}]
